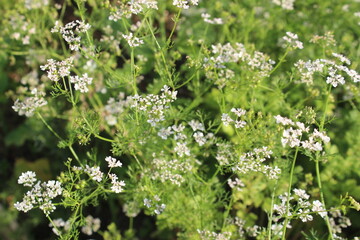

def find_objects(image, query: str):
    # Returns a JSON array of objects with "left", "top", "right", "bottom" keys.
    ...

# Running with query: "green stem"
[
  {"left": 269, "top": 48, "right": 290, "bottom": 76},
  {"left": 281, "top": 146, "right": 299, "bottom": 240},
  {"left": 315, "top": 84, "right": 334, "bottom": 239}
]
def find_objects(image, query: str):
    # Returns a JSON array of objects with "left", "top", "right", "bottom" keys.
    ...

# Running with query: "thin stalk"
[
  {"left": 281, "top": 146, "right": 300, "bottom": 240},
  {"left": 269, "top": 48, "right": 290, "bottom": 76},
  {"left": 315, "top": 84, "right": 334, "bottom": 239}
]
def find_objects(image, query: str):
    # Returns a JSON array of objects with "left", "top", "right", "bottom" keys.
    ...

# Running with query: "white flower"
[
  {"left": 221, "top": 113, "right": 233, "bottom": 126},
  {"left": 18, "top": 171, "right": 37, "bottom": 187},
  {"left": 293, "top": 188, "right": 309, "bottom": 200},
  {"left": 69, "top": 73, "right": 93, "bottom": 93},
  {"left": 105, "top": 156, "right": 123, "bottom": 168},
  {"left": 312, "top": 200, "right": 327, "bottom": 218},
  {"left": 81, "top": 215, "right": 101, "bottom": 236},
  {"left": 122, "top": 32, "right": 144, "bottom": 47},
  {"left": 84, "top": 165, "right": 104, "bottom": 182},
  {"left": 111, "top": 180, "right": 126, "bottom": 193},
  {"left": 282, "top": 32, "right": 303, "bottom": 49}
]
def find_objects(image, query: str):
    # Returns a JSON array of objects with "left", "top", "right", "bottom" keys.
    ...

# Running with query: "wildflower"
[
  {"left": 293, "top": 188, "right": 310, "bottom": 200},
  {"left": 227, "top": 178, "right": 245, "bottom": 191},
  {"left": 154, "top": 203, "right": 166, "bottom": 214},
  {"left": 84, "top": 165, "right": 104, "bottom": 182},
  {"left": 81, "top": 215, "right": 101, "bottom": 236},
  {"left": 12, "top": 89, "right": 47, "bottom": 117},
  {"left": 174, "top": 142, "right": 191, "bottom": 157},
  {"left": 282, "top": 32, "right": 303, "bottom": 49},
  {"left": 105, "top": 156, "right": 123, "bottom": 168},
  {"left": 201, "top": 13, "right": 223, "bottom": 24},
  {"left": 40, "top": 57, "right": 73, "bottom": 82},
  {"left": 221, "top": 113, "right": 233, "bottom": 126},
  {"left": 173, "top": 0, "right": 199, "bottom": 9},
  {"left": 111, "top": 180, "right": 126, "bottom": 193},
  {"left": 122, "top": 32, "right": 144, "bottom": 47},
  {"left": 18, "top": 171, "right": 37, "bottom": 187},
  {"left": 312, "top": 200, "right": 327, "bottom": 218},
  {"left": 69, "top": 73, "right": 93, "bottom": 93},
  {"left": 272, "top": 0, "right": 296, "bottom": 10},
  {"left": 51, "top": 20, "right": 91, "bottom": 51}
]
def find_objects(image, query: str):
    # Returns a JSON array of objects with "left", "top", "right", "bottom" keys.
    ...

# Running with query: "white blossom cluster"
[
  {"left": 143, "top": 195, "right": 166, "bottom": 215},
  {"left": 275, "top": 115, "right": 330, "bottom": 152},
  {"left": 216, "top": 142, "right": 236, "bottom": 166},
  {"left": 225, "top": 217, "right": 265, "bottom": 238},
  {"left": 25, "top": 0, "right": 49, "bottom": 9},
  {"left": 73, "top": 156, "right": 125, "bottom": 193},
  {"left": 188, "top": 120, "right": 214, "bottom": 146},
  {"left": 103, "top": 93, "right": 132, "bottom": 126},
  {"left": 231, "top": 147, "right": 281, "bottom": 179},
  {"left": 227, "top": 178, "right": 245, "bottom": 191},
  {"left": 49, "top": 218, "right": 71, "bottom": 236},
  {"left": 8, "top": 14, "right": 36, "bottom": 45},
  {"left": 109, "top": 0, "right": 158, "bottom": 21},
  {"left": 273, "top": 189, "right": 327, "bottom": 224},
  {"left": 69, "top": 73, "right": 93, "bottom": 93},
  {"left": 81, "top": 215, "right": 101, "bottom": 236},
  {"left": 14, "top": 171, "right": 63, "bottom": 215},
  {"left": 204, "top": 43, "right": 275, "bottom": 84},
  {"left": 197, "top": 229, "right": 232, "bottom": 240},
  {"left": 122, "top": 32, "right": 144, "bottom": 47},
  {"left": 129, "top": 85, "right": 177, "bottom": 126},
  {"left": 295, "top": 54, "right": 360, "bottom": 86},
  {"left": 12, "top": 88, "right": 47, "bottom": 117},
  {"left": 272, "top": 0, "right": 296, "bottom": 10},
  {"left": 173, "top": 0, "right": 199, "bottom": 9},
  {"left": 51, "top": 20, "right": 91, "bottom": 51},
  {"left": 100, "top": 25, "right": 122, "bottom": 54},
  {"left": 221, "top": 108, "right": 247, "bottom": 129},
  {"left": 40, "top": 57, "right": 74, "bottom": 82},
  {"left": 281, "top": 32, "right": 303, "bottom": 49},
  {"left": 146, "top": 152, "right": 194, "bottom": 186},
  {"left": 329, "top": 209, "right": 352, "bottom": 235},
  {"left": 201, "top": 13, "right": 223, "bottom": 25}
]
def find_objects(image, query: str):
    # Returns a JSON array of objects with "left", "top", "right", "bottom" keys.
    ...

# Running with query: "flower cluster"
[
  {"left": 275, "top": 115, "right": 330, "bottom": 152},
  {"left": 221, "top": 108, "right": 247, "bottom": 129},
  {"left": 6, "top": 14, "right": 36, "bottom": 45},
  {"left": 122, "top": 32, "right": 144, "bottom": 47},
  {"left": 51, "top": 20, "right": 91, "bottom": 51},
  {"left": 14, "top": 171, "right": 63, "bottom": 215},
  {"left": 173, "top": 0, "right": 199, "bottom": 9},
  {"left": 69, "top": 73, "right": 93, "bottom": 93},
  {"left": 109, "top": 0, "right": 158, "bottom": 21},
  {"left": 204, "top": 43, "right": 275, "bottom": 86},
  {"left": 146, "top": 152, "right": 194, "bottom": 186},
  {"left": 49, "top": 218, "right": 71, "bottom": 236},
  {"left": 272, "top": 0, "right": 296, "bottom": 10},
  {"left": 197, "top": 229, "right": 232, "bottom": 240},
  {"left": 273, "top": 189, "right": 328, "bottom": 225},
  {"left": 227, "top": 177, "right": 245, "bottom": 191},
  {"left": 201, "top": 13, "right": 223, "bottom": 25},
  {"left": 103, "top": 93, "right": 132, "bottom": 126},
  {"left": 81, "top": 215, "right": 101, "bottom": 236},
  {"left": 295, "top": 54, "right": 360, "bottom": 86},
  {"left": 281, "top": 32, "right": 303, "bottom": 49},
  {"left": 129, "top": 85, "right": 177, "bottom": 126},
  {"left": 25, "top": 0, "right": 49, "bottom": 9},
  {"left": 188, "top": 120, "right": 214, "bottom": 146},
  {"left": 143, "top": 195, "right": 166, "bottom": 215},
  {"left": 73, "top": 156, "right": 125, "bottom": 193},
  {"left": 12, "top": 88, "right": 47, "bottom": 117},
  {"left": 231, "top": 147, "right": 281, "bottom": 179},
  {"left": 40, "top": 57, "right": 74, "bottom": 82}
]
